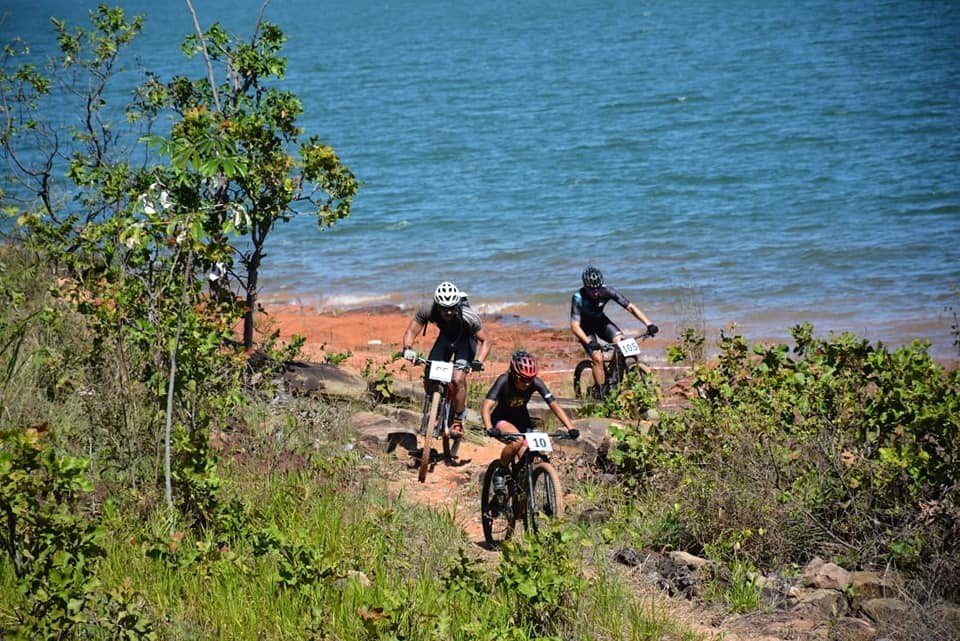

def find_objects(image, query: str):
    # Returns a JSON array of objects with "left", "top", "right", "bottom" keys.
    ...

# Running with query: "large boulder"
[
  {"left": 378, "top": 405, "right": 422, "bottom": 429},
  {"left": 564, "top": 417, "right": 643, "bottom": 459},
  {"left": 283, "top": 361, "right": 368, "bottom": 401},
  {"left": 351, "top": 411, "right": 417, "bottom": 454},
  {"left": 859, "top": 597, "right": 909, "bottom": 624},
  {"left": 794, "top": 588, "right": 850, "bottom": 619},
  {"left": 802, "top": 557, "right": 852, "bottom": 591},
  {"left": 528, "top": 397, "right": 581, "bottom": 421},
  {"left": 848, "top": 570, "right": 901, "bottom": 612},
  {"left": 387, "top": 379, "right": 424, "bottom": 404}
]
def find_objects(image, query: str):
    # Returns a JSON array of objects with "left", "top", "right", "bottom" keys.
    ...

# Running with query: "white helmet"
[{"left": 433, "top": 281, "right": 462, "bottom": 308}]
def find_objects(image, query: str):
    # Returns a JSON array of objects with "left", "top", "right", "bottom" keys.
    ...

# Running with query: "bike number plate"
[
  {"left": 617, "top": 337, "right": 641, "bottom": 357},
  {"left": 525, "top": 431, "right": 553, "bottom": 453},
  {"left": 427, "top": 361, "right": 453, "bottom": 383}
]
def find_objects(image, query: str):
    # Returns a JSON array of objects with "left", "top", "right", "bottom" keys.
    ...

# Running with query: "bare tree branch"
[
  {"left": 182, "top": 0, "right": 221, "bottom": 112},
  {"left": 253, "top": 0, "right": 272, "bottom": 41}
]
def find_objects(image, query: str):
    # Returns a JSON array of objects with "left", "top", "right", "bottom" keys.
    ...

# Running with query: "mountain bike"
[
  {"left": 480, "top": 430, "right": 572, "bottom": 549},
  {"left": 412, "top": 356, "right": 470, "bottom": 482},
  {"left": 573, "top": 329, "right": 655, "bottom": 401}
]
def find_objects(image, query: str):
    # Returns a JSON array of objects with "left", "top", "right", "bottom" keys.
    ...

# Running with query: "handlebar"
[
  {"left": 486, "top": 430, "right": 577, "bottom": 442},
  {"left": 591, "top": 330, "right": 655, "bottom": 351},
  {"left": 412, "top": 355, "right": 473, "bottom": 372}
]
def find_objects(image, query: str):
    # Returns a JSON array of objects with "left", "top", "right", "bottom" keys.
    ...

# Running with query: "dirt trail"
[
  {"left": 384, "top": 435, "right": 792, "bottom": 641},
  {"left": 387, "top": 434, "right": 505, "bottom": 547}
]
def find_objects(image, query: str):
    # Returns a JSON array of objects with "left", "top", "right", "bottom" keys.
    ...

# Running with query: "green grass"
[{"left": 1, "top": 429, "right": 703, "bottom": 640}]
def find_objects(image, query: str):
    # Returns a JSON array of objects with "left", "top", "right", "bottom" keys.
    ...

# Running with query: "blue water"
[{"left": 5, "top": 0, "right": 960, "bottom": 356}]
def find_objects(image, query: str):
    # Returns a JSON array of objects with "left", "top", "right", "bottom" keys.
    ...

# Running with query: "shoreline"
[
  {"left": 258, "top": 290, "right": 958, "bottom": 362},
  {"left": 259, "top": 301, "right": 958, "bottom": 385}
]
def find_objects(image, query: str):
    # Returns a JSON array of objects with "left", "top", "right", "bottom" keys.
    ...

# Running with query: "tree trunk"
[{"left": 242, "top": 248, "right": 262, "bottom": 350}]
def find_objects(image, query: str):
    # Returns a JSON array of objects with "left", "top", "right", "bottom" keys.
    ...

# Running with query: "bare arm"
[
  {"left": 547, "top": 400, "right": 576, "bottom": 431},
  {"left": 401, "top": 316, "right": 424, "bottom": 349},
  {"left": 625, "top": 303, "right": 652, "bottom": 327},
  {"left": 481, "top": 397, "right": 496, "bottom": 431},
  {"left": 570, "top": 319, "right": 592, "bottom": 346},
  {"left": 474, "top": 326, "right": 491, "bottom": 363}
]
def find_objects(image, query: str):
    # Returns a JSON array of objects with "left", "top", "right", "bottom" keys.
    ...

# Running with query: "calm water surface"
[{"left": 5, "top": 0, "right": 960, "bottom": 356}]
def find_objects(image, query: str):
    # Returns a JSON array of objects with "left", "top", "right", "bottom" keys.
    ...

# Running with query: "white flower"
[
  {"left": 231, "top": 204, "right": 250, "bottom": 228},
  {"left": 159, "top": 190, "right": 172, "bottom": 211},
  {"left": 208, "top": 261, "right": 227, "bottom": 282},
  {"left": 123, "top": 222, "right": 144, "bottom": 249},
  {"left": 137, "top": 193, "right": 155, "bottom": 214}
]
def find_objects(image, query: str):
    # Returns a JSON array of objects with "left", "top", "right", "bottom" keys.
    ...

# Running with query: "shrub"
[{"left": 608, "top": 324, "right": 960, "bottom": 599}]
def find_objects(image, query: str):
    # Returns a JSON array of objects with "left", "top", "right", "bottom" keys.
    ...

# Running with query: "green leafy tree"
[
  {"left": 144, "top": 2, "right": 359, "bottom": 349},
  {"left": 2, "top": 5, "right": 356, "bottom": 525}
]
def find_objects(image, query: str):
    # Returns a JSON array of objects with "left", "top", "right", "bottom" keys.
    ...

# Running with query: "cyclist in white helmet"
[
  {"left": 402, "top": 281, "right": 490, "bottom": 436},
  {"left": 571, "top": 266, "right": 658, "bottom": 390}
]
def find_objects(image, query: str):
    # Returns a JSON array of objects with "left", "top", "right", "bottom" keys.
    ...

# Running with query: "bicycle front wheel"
[
  {"left": 573, "top": 360, "right": 598, "bottom": 400},
  {"left": 528, "top": 462, "right": 564, "bottom": 535},
  {"left": 481, "top": 460, "right": 517, "bottom": 549},
  {"left": 625, "top": 359, "right": 649, "bottom": 386},
  {"left": 418, "top": 391, "right": 442, "bottom": 483}
]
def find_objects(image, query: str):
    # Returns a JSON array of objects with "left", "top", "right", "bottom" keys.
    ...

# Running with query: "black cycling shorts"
[{"left": 582, "top": 317, "right": 622, "bottom": 353}]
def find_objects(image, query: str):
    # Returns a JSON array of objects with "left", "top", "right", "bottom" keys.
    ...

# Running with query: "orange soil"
[{"left": 257, "top": 302, "right": 675, "bottom": 392}]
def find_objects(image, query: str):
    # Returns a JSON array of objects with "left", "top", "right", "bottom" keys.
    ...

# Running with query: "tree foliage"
[
  {"left": 1, "top": 5, "right": 357, "bottom": 631},
  {"left": 141, "top": 12, "right": 358, "bottom": 348}
]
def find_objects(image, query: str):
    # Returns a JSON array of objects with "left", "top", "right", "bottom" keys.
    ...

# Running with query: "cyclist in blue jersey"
[
  {"left": 570, "top": 266, "right": 658, "bottom": 390},
  {"left": 482, "top": 351, "right": 578, "bottom": 495},
  {"left": 402, "top": 281, "right": 490, "bottom": 436}
]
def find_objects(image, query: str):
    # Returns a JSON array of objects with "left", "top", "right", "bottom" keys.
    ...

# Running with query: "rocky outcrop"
[
  {"left": 283, "top": 361, "right": 368, "bottom": 401},
  {"left": 609, "top": 551, "right": 931, "bottom": 638},
  {"left": 350, "top": 411, "right": 417, "bottom": 455}
]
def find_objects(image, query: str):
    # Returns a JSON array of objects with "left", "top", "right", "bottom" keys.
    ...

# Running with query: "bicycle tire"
[
  {"left": 418, "top": 390, "right": 442, "bottom": 483},
  {"left": 607, "top": 356, "right": 624, "bottom": 391},
  {"left": 573, "top": 360, "right": 598, "bottom": 400},
  {"left": 481, "top": 459, "right": 517, "bottom": 548},
  {"left": 626, "top": 359, "right": 649, "bottom": 385},
  {"left": 528, "top": 462, "right": 564, "bottom": 535},
  {"left": 439, "top": 396, "right": 452, "bottom": 460}
]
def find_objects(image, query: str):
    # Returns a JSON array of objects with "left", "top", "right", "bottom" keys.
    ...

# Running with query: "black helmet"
[{"left": 581, "top": 266, "right": 604, "bottom": 288}]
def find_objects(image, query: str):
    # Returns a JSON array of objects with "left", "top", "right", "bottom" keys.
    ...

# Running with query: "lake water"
[{"left": 5, "top": 0, "right": 960, "bottom": 357}]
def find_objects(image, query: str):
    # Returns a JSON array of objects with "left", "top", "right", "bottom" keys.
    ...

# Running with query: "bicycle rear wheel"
[
  {"left": 573, "top": 360, "right": 599, "bottom": 400},
  {"left": 528, "top": 462, "right": 564, "bottom": 535},
  {"left": 418, "top": 391, "right": 441, "bottom": 483},
  {"left": 481, "top": 460, "right": 517, "bottom": 549}
]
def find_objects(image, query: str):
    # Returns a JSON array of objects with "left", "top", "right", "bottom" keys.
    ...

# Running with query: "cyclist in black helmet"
[
  {"left": 402, "top": 281, "right": 490, "bottom": 436},
  {"left": 570, "top": 266, "right": 658, "bottom": 390}
]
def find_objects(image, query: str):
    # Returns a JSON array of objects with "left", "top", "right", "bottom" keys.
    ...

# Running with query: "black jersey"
[
  {"left": 414, "top": 300, "right": 482, "bottom": 341},
  {"left": 485, "top": 373, "right": 555, "bottom": 431}
]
